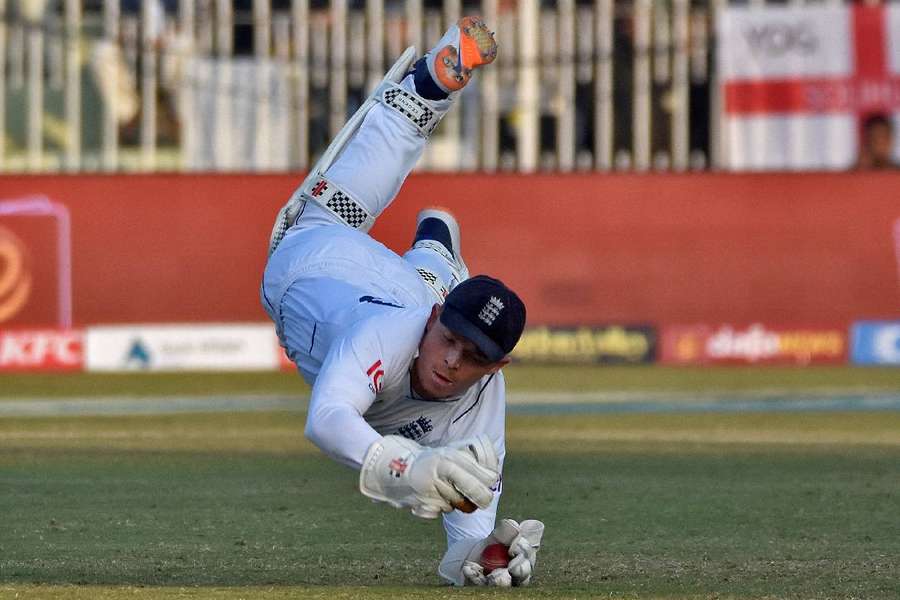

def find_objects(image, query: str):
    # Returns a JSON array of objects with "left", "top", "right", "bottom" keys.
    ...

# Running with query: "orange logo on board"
[
  {"left": 675, "top": 332, "right": 701, "bottom": 361},
  {"left": 0, "top": 225, "right": 33, "bottom": 323}
]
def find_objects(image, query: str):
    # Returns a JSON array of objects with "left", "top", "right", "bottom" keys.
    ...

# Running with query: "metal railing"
[{"left": 0, "top": 0, "right": 865, "bottom": 173}]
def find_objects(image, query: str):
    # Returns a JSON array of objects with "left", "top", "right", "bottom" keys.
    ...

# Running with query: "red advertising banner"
[
  {"left": 0, "top": 328, "right": 84, "bottom": 372},
  {"left": 0, "top": 172, "right": 896, "bottom": 327},
  {"left": 660, "top": 324, "right": 848, "bottom": 366}
]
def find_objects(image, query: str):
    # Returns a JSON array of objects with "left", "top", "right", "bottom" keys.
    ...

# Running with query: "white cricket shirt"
[{"left": 305, "top": 305, "right": 507, "bottom": 471}]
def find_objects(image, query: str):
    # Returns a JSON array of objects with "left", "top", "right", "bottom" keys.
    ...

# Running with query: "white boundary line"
[{"left": 0, "top": 389, "right": 899, "bottom": 418}]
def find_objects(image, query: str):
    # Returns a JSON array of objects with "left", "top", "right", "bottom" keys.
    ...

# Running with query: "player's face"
[{"left": 412, "top": 305, "right": 509, "bottom": 400}]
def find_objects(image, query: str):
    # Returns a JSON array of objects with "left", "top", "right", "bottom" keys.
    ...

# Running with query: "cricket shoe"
[
  {"left": 426, "top": 16, "right": 497, "bottom": 94},
  {"left": 412, "top": 207, "right": 470, "bottom": 285}
]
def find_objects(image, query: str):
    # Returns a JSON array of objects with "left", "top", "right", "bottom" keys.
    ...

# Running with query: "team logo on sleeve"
[{"left": 366, "top": 359, "right": 384, "bottom": 393}]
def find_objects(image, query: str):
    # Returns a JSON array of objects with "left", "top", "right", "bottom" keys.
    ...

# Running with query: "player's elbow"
[
  {"left": 304, "top": 413, "right": 325, "bottom": 448},
  {"left": 303, "top": 404, "right": 371, "bottom": 470},
  {"left": 303, "top": 404, "right": 341, "bottom": 451}
]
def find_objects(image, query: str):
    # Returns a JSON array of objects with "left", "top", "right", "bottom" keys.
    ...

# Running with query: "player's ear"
[
  {"left": 487, "top": 356, "right": 512, "bottom": 373},
  {"left": 426, "top": 303, "right": 441, "bottom": 328}
]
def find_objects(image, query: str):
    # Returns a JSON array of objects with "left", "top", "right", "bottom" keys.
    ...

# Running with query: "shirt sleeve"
[{"left": 303, "top": 325, "right": 386, "bottom": 469}]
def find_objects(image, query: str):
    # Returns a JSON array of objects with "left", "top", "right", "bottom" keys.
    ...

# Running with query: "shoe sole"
[
  {"left": 458, "top": 16, "right": 498, "bottom": 71},
  {"left": 433, "top": 16, "right": 497, "bottom": 92}
]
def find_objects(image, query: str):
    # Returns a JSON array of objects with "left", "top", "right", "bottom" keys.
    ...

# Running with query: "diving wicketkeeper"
[{"left": 262, "top": 16, "right": 544, "bottom": 587}]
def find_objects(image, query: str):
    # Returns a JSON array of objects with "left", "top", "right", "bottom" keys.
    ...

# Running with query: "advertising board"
[
  {"left": 0, "top": 173, "right": 896, "bottom": 327},
  {"left": 0, "top": 197, "right": 71, "bottom": 327},
  {"left": 511, "top": 325, "right": 656, "bottom": 364},
  {"left": 850, "top": 321, "right": 900, "bottom": 365},
  {"left": 661, "top": 323, "right": 847, "bottom": 365},
  {"left": 85, "top": 324, "right": 279, "bottom": 372}
]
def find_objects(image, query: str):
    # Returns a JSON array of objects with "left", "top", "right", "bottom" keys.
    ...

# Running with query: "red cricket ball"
[{"left": 479, "top": 542, "right": 510, "bottom": 574}]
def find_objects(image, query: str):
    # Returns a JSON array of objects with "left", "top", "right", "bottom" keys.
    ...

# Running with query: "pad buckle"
[{"left": 378, "top": 81, "right": 444, "bottom": 138}]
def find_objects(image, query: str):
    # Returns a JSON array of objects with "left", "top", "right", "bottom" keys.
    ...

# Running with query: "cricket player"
[{"left": 261, "top": 17, "right": 544, "bottom": 587}]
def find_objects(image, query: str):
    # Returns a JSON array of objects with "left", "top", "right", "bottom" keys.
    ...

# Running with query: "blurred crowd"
[{"left": 1, "top": 0, "right": 897, "bottom": 171}]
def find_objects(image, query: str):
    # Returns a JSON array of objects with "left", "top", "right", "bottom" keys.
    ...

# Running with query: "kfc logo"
[{"left": 0, "top": 329, "right": 84, "bottom": 371}]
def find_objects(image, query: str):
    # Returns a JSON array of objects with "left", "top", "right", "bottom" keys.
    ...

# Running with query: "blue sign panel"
[{"left": 851, "top": 321, "right": 900, "bottom": 365}]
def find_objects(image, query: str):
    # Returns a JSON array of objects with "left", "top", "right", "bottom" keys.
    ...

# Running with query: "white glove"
[
  {"left": 461, "top": 518, "right": 545, "bottom": 587},
  {"left": 359, "top": 435, "right": 499, "bottom": 519},
  {"left": 449, "top": 435, "right": 500, "bottom": 473},
  {"left": 446, "top": 434, "right": 500, "bottom": 511},
  {"left": 462, "top": 562, "right": 513, "bottom": 587}
]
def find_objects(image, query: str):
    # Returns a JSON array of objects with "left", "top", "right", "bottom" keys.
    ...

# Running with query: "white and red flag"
[{"left": 717, "top": 3, "right": 900, "bottom": 170}]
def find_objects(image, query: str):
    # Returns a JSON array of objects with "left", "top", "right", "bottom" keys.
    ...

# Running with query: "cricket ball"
[
  {"left": 479, "top": 542, "right": 510, "bottom": 574},
  {"left": 452, "top": 497, "right": 478, "bottom": 513}
]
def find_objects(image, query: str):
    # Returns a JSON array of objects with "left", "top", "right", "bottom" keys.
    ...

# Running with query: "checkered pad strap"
[
  {"left": 416, "top": 268, "right": 438, "bottom": 285},
  {"left": 301, "top": 174, "right": 375, "bottom": 231},
  {"left": 416, "top": 267, "right": 448, "bottom": 302},
  {"left": 377, "top": 81, "right": 445, "bottom": 138}
]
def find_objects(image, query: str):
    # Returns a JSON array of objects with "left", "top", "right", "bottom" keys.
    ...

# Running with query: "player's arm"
[{"left": 303, "top": 332, "right": 382, "bottom": 468}]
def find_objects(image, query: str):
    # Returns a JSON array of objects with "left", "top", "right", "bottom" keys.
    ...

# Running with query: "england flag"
[{"left": 717, "top": 3, "right": 900, "bottom": 170}]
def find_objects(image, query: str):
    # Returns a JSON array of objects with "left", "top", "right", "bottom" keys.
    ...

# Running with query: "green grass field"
[{"left": 2, "top": 367, "right": 899, "bottom": 599}]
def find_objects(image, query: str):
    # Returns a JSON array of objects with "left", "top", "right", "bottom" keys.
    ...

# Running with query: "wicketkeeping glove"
[
  {"left": 359, "top": 435, "right": 499, "bottom": 518},
  {"left": 449, "top": 434, "right": 499, "bottom": 473},
  {"left": 461, "top": 518, "right": 545, "bottom": 587}
]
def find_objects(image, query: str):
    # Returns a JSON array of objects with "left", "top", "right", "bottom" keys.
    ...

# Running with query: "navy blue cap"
[{"left": 440, "top": 275, "right": 526, "bottom": 362}]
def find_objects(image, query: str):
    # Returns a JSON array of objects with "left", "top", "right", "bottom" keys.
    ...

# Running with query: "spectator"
[{"left": 856, "top": 113, "right": 899, "bottom": 170}]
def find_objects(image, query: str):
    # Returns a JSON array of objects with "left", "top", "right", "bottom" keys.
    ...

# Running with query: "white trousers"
[{"left": 261, "top": 73, "right": 461, "bottom": 383}]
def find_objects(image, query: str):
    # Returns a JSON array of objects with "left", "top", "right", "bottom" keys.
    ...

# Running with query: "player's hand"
[
  {"left": 449, "top": 434, "right": 499, "bottom": 472},
  {"left": 359, "top": 435, "right": 499, "bottom": 518},
  {"left": 506, "top": 519, "right": 545, "bottom": 586},
  {"left": 447, "top": 434, "right": 500, "bottom": 511},
  {"left": 462, "top": 561, "right": 513, "bottom": 587},
  {"left": 461, "top": 518, "right": 545, "bottom": 587}
]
